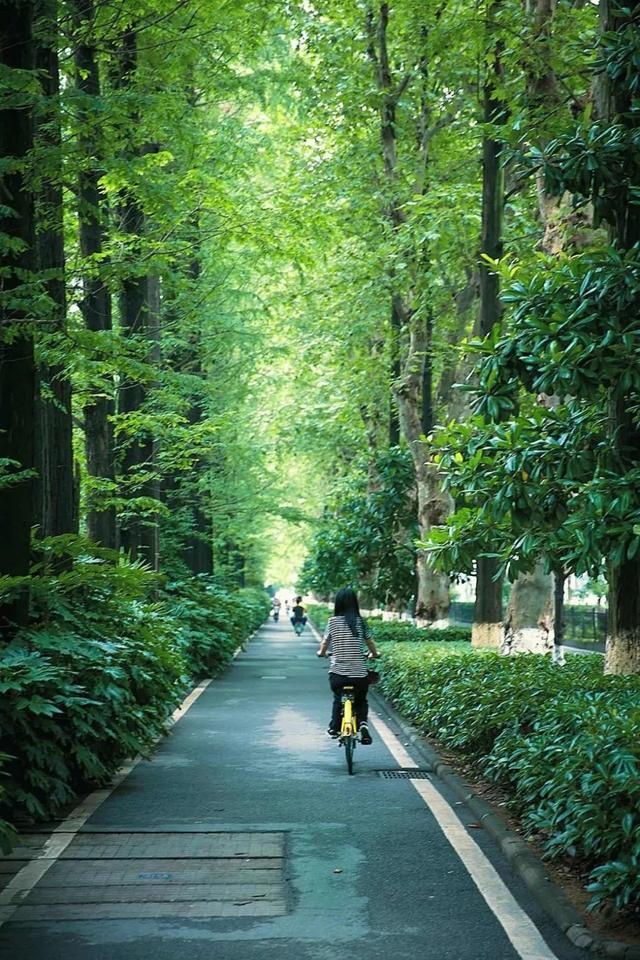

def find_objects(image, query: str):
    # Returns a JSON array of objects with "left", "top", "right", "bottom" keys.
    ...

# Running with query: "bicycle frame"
[
  {"left": 340, "top": 689, "right": 357, "bottom": 737},
  {"left": 340, "top": 686, "right": 357, "bottom": 774}
]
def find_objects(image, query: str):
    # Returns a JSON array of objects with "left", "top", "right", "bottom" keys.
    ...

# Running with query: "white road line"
[
  {"left": 0, "top": 678, "right": 212, "bottom": 927},
  {"left": 369, "top": 712, "right": 559, "bottom": 960},
  {"left": 167, "top": 678, "right": 212, "bottom": 725},
  {"left": 411, "top": 779, "right": 558, "bottom": 960},
  {"left": 368, "top": 710, "right": 418, "bottom": 768}
]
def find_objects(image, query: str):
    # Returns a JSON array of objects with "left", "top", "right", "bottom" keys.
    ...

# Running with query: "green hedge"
[
  {"left": 306, "top": 603, "right": 331, "bottom": 633},
  {"left": 307, "top": 606, "right": 471, "bottom": 644},
  {"left": 0, "top": 545, "right": 270, "bottom": 831},
  {"left": 371, "top": 621, "right": 471, "bottom": 643},
  {"left": 378, "top": 644, "right": 640, "bottom": 913}
]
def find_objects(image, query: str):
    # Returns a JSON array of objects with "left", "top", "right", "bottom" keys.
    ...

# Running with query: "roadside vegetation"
[
  {"left": 0, "top": 541, "right": 269, "bottom": 841},
  {"left": 2, "top": 0, "right": 640, "bottom": 923},
  {"left": 308, "top": 606, "right": 470, "bottom": 644},
  {"left": 379, "top": 643, "right": 640, "bottom": 913}
]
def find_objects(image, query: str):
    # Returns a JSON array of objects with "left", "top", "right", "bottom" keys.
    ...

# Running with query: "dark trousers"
[{"left": 329, "top": 673, "right": 369, "bottom": 730}]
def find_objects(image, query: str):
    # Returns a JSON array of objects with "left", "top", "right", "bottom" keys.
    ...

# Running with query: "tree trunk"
[
  {"left": 607, "top": 389, "right": 640, "bottom": 672},
  {"left": 183, "top": 459, "right": 213, "bottom": 575},
  {"left": 0, "top": 0, "right": 36, "bottom": 632},
  {"left": 389, "top": 296, "right": 401, "bottom": 446},
  {"left": 473, "top": 2, "right": 505, "bottom": 647},
  {"left": 395, "top": 310, "right": 450, "bottom": 623},
  {"left": 597, "top": 0, "right": 640, "bottom": 674},
  {"left": 73, "top": 0, "right": 116, "bottom": 548},
  {"left": 113, "top": 28, "right": 152, "bottom": 561},
  {"left": 502, "top": 562, "right": 553, "bottom": 654},
  {"left": 181, "top": 236, "right": 213, "bottom": 576},
  {"left": 526, "top": 0, "right": 565, "bottom": 253},
  {"left": 141, "top": 273, "right": 161, "bottom": 570},
  {"left": 366, "top": 4, "right": 450, "bottom": 622},
  {"left": 551, "top": 569, "right": 566, "bottom": 665},
  {"left": 474, "top": 559, "right": 503, "bottom": 647},
  {"left": 34, "top": 0, "right": 76, "bottom": 540},
  {"left": 502, "top": 0, "right": 562, "bottom": 641}
]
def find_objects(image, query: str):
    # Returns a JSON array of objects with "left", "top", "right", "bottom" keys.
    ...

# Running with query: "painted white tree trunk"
[
  {"left": 472, "top": 622, "right": 502, "bottom": 648},
  {"left": 501, "top": 564, "right": 554, "bottom": 655}
]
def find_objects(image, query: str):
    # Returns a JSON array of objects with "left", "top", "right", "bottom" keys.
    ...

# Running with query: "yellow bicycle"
[
  {"left": 339, "top": 684, "right": 358, "bottom": 775},
  {"left": 317, "top": 651, "right": 379, "bottom": 775}
]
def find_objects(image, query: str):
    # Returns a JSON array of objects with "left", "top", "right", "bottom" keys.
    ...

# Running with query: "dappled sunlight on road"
[{"left": 267, "top": 706, "right": 327, "bottom": 754}]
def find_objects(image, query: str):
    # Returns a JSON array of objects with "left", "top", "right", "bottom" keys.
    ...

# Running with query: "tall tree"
[
  {"left": 182, "top": 225, "right": 213, "bottom": 577},
  {"left": 72, "top": 0, "right": 116, "bottom": 548},
  {"left": 501, "top": 0, "right": 562, "bottom": 655},
  {"left": 34, "top": 0, "right": 76, "bottom": 539},
  {"left": 144, "top": 272, "right": 161, "bottom": 571},
  {"left": 598, "top": 0, "right": 640, "bottom": 673},
  {"left": 112, "top": 27, "right": 157, "bottom": 564},
  {"left": 0, "top": 0, "right": 37, "bottom": 631},
  {"left": 473, "top": 0, "right": 506, "bottom": 648},
  {"left": 366, "top": 2, "right": 450, "bottom": 623}
]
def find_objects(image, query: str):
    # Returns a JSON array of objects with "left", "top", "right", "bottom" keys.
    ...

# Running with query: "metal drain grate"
[{"left": 377, "top": 769, "right": 431, "bottom": 779}]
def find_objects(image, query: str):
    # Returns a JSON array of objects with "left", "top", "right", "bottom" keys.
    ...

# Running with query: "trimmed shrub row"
[
  {"left": 306, "top": 603, "right": 330, "bottom": 633},
  {"left": 0, "top": 553, "right": 270, "bottom": 833},
  {"left": 306, "top": 604, "right": 471, "bottom": 644},
  {"left": 370, "top": 621, "right": 471, "bottom": 643},
  {"left": 378, "top": 643, "right": 640, "bottom": 913}
]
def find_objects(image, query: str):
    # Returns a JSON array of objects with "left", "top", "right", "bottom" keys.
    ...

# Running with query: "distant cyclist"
[
  {"left": 290, "top": 596, "right": 307, "bottom": 628},
  {"left": 316, "top": 586, "right": 379, "bottom": 744}
]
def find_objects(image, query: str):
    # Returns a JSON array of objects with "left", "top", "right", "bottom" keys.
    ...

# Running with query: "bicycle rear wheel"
[{"left": 344, "top": 735, "right": 355, "bottom": 774}]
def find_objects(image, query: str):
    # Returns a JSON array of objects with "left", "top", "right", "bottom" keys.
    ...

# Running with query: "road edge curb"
[{"left": 370, "top": 687, "right": 640, "bottom": 960}]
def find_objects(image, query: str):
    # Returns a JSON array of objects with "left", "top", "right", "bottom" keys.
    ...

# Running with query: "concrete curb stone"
[{"left": 370, "top": 688, "right": 640, "bottom": 960}]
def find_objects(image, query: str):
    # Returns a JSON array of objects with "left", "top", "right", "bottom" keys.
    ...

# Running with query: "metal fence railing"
[
  {"left": 449, "top": 602, "right": 474, "bottom": 625},
  {"left": 449, "top": 601, "right": 608, "bottom": 644},
  {"left": 562, "top": 605, "right": 608, "bottom": 644}
]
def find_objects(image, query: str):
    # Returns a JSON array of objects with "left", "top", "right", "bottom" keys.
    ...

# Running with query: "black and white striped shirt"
[{"left": 323, "top": 615, "right": 371, "bottom": 678}]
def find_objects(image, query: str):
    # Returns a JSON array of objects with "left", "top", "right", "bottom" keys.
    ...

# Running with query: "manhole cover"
[
  {"left": 11, "top": 831, "right": 289, "bottom": 921},
  {"left": 377, "top": 769, "right": 431, "bottom": 779}
]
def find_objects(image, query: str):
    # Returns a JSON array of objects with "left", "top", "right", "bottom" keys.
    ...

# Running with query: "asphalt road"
[{"left": 0, "top": 619, "right": 586, "bottom": 960}]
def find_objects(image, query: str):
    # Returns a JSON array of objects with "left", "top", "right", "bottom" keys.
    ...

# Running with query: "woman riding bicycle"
[
  {"left": 290, "top": 596, "right": 307, "bottom": 629},
  {"left": 316, "top": 587, "right": 379, "bottom": 745}
]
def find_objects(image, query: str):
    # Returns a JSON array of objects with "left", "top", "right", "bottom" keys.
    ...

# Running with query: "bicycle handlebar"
[{"left": 316, "top": 650, "right": 381, "bottom": 658}]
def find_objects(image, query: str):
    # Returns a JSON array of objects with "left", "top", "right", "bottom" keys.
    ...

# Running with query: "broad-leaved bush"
[
  {"left": 378, "top": 644, "right": 640, "bottom": 913},
  {"left": 0, "top": 539, "right": 270, "bottom": 830}
]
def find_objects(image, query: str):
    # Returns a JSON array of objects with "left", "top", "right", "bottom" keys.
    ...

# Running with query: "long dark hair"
[{"left": 334, "top": 587, "right": 363, "bottom": 637}]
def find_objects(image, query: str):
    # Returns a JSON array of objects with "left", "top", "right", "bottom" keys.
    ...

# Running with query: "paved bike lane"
[{"left": 0, "top": 619, "right": 586, "bottom": 960}]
